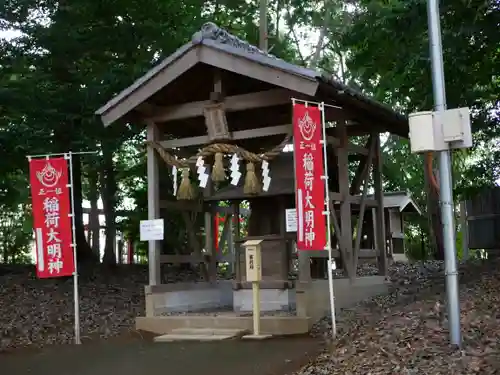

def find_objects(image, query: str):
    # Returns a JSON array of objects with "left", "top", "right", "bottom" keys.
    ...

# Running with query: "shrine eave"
[{"left": 95, "top": 23, "right": 409, "bottom": 137}]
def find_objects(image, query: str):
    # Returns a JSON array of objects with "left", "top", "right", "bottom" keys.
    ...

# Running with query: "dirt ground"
[{"left": 1, "top": 334, "right": 323, "bottom": 375}]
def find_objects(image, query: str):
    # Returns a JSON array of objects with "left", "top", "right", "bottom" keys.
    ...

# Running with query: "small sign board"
[
  {"left": 140, "top": 219, "right": 164, "bottom": 241},
  {"left": 243, "top": 240, "right": 262, "bottom": 282},
  {"left": 285, "top": 208, "right": 297, "bottom": 232},
  {"left": 245, "top": 246, "right": 262, "bottom": 282}
]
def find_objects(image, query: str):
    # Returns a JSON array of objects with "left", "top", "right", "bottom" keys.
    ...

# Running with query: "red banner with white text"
[
  {"left": 292, "top": 103, "right": 327, "bottom": 251},
  {"left": 29, "top": 157, "right": 75, "bottom": 278}
]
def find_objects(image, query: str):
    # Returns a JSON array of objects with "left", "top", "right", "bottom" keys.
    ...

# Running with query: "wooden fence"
[{"left": 461, "top": 188, "right": 500, "bottom": 250}]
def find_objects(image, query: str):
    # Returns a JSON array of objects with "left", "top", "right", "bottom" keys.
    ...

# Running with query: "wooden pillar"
[
  {"left": 146, "top": 121, "right": 161, "bottom": 285},
  {"left": 203, "top": 69, "right": 222, "bottom": 282},
  {"left": 278, "top": 197, "right": 289, "bottom": 281},
  {"left": 337, "top": 120, "right": 354, "bottom": 277},
  {"left": 227, "top": 211, "right": 235, "bottom": 273},
  {"left": 373, "top": 134, "right": 387, "bottom": 276},
  {"left": 205, "top": 208, "right": 217, "bottom": 281},
  {"left": 371, "top": 208, "right": 378, "bottom": 251},
  {"left": 234, "top": 202, "right": 242, "bottom": 283},
  {"left": 298, "top": 251, "right": 311, "bottom": 282},
  {"left": 385, "top": 208, "right": 393, "bottom": 259},
  {"left": 216, "top": 212, "right": 232, "bottom": 262},
  {"left": 203, "top": 169, "right": 217, "bottom": 282},
  {"left": 295, "top": 252, "right": 310, "bottom": 317}
]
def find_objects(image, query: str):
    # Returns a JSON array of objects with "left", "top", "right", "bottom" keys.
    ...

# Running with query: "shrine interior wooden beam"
[
  {"left": 159, "top": 199, "right": 204, "bottom": 212},
  {"left": 345, "top": 122, "right": 389, "bottom": 137},
  {"left": 144, "top": 89, "right": 294, "bottom": 123},
  {"left": 159, "top": 195, "right": 378, "bottom": 207},
  {"left": 158, "top": 200, "right": 250, "bottom": 215},
  {"left": 326, "top": 136, "right": 368, "bottom": 155},
  {"left": 159, "top": 124, "right": 369, "bottom": 155},
  {"left": 159, "top": 124, "right": 290, "bottom": 149}
]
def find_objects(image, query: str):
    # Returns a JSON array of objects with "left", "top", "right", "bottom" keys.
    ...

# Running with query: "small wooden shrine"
[
  {"left": 381, "top": 191, "right": 422, "bottom": 260},
  {"left": 95, "top": 23, "right": 410, "bottom": 335}
]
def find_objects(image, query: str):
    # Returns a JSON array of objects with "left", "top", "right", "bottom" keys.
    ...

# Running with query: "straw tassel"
[
  {"left": 243, "top": 162, "right": 261, "bottom": 194},
  {"left": 177, "top": 168, "right": 195, "bottom": 200},
  {"left": 211, "top": 152, "right": 226, "bottom": 182}
]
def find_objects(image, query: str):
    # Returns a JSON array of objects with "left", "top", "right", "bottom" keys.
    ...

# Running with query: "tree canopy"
[{"left": 0, "top": 0, "right": 497, "bottom": 263}]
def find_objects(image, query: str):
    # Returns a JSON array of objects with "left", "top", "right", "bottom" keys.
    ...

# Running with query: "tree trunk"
[
  {"left": 128, "top": 238, "right": 134, "bottom": 264},
  {"left": 117, "top": 240, "right": 123, "bottom": 264},
  {"left": 259, "top": 0, "right": 268, "bottom": 51},
  {"left": 72, "top": 154, "right": 97, "bottom": 263},
  {"left": 309, "top": 0, "right": 332, "bottom": 69},
  {"left": 430, "top": 186, "right": 444, "bottom": 260},
  {"left": 2, "top": 240, "right": 7, "bottom": 263},
  {"left": 100, "top": 146, "right": 117, "bottom": 266},
  {"left": 424, "top": 154, "right": 444, "bottom": 260},
  {"left": 88, "top": 170, "right": 100, "bottom": 258}
]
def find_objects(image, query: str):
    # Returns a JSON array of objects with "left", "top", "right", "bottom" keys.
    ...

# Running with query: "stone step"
[
  {"left": 154, "top": 333, "right": 235, "bottom": 342},
  {"left": 171, "top": 328, "right": 247, "bottom": 336},
  {"left": 154, "top": 328, "right": 248, "bottom": 342}
]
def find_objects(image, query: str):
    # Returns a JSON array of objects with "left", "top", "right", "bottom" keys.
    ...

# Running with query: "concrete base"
[
  {"left": 393, "top": 253, "right": 409, "bottom": 263},
  {"left": 144, "top": 281, "right": 297, "bottom": 315},
  {"left": 295, "top": 276, "right": 390, "bottom": 321},
  {"left": 233, "top": 288, "right": 295, "bottom": 312},
  {"left": 137, "top": 315, "right": 311, "bottom": 336},
  {"left": 145, "top": 281, "right": 233, "bottom": 316},
  {"left": 138, "top": 275, "right": 390, "bottom": 337}
]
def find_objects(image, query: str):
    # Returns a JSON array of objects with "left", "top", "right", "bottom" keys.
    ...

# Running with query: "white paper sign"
[
  {"left": 285, "top": 208, "right": 297, "bottom": 232},
  {"left": 140, "top": 219, "right": 164, "bottom": 241}
]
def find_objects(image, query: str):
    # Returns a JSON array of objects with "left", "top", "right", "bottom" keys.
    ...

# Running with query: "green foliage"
[
  {"left": 0, "top": 172, "right": 33, "bottom": 263},
  {"left": 0, "top": 0, "right": 233, "bottom": 261},
  {"left": 332, "top": 0, "right": 499, "bottom": 254},
  {"left": 0, "top": 0, "right": 498, "bottom": 265},
  {"left": 0, "top": 209, "right": 33, "bottom": 264},
  {"left": 404, "top": 219, "right": 430, "bottom": 261}
]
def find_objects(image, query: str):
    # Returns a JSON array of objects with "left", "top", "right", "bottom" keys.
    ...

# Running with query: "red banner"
[
  {"left": 292, "top": 103, "right": 327, "bottom": 250},
  {"left": 29, "top": 157, "right": 75, "bottom": 278}
]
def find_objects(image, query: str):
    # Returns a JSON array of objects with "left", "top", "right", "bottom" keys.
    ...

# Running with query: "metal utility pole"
[{"left": 426, "top": 0, "right": 461, "bottom": 347}]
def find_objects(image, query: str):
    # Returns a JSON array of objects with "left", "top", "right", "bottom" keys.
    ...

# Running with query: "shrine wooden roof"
[
  {"left": 380, "top": 191, "right": 422, "bottom": 214},
  {"left": 95, "top": 22, "right": 409, "bottom": 138}
]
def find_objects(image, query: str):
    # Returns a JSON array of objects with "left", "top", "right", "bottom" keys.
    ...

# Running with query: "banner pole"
[
  {"left": 27, "top": 151, "right": 98, "bottom": 159},
  {"left": 66, "top": 151, "right": 81, "bottom": 345},
  {"left": 291, "top": 98, "right": 342, "bottom": 110},
  {"left": 320, "top": 102, "right": 337, "bottom": 339}
]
